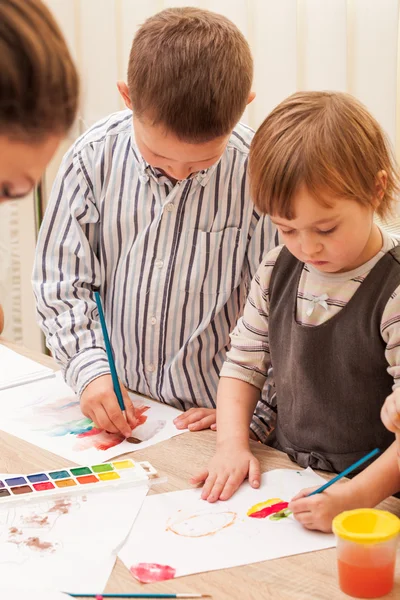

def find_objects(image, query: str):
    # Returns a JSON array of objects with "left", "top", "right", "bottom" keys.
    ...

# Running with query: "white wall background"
[{"left": 1, "top": 0, "right": 399, "bottom": 349}]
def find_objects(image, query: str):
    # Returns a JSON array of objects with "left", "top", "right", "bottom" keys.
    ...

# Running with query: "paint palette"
[{"left": 0, "top": 459, "right": 158, "bottom": 508}]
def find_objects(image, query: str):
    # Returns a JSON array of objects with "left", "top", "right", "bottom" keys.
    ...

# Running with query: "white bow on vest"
[{"left": 306, "top": 293, "right": 329, "bottom": 317}]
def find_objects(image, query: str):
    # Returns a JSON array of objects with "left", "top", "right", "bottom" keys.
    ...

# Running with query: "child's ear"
[
  {"left": 373, "top": 170, "right": 387, "bottom": 208},
  {"left": 247, "top": 91, "right": 256, "bottom": 105},
  {"left": 117, "top": 81, "right": 133, "bottom": 110}
]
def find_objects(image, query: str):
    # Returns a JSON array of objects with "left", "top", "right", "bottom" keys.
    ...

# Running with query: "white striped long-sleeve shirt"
[{"left": 32, "top": 110, "right": 277, "bottom": 433}]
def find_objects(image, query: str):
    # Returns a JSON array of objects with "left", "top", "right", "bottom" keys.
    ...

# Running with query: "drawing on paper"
[
  {"left": 247, "top": 498, "right": 291, "bottom": 521},
  {"left": 0, "top": 497, "right": 84, "bottom": 564},
  {"left": 119, "top": 469, "right": 336, "bottom": 582},
  {"left": 166, "top": 508, "right": 237, "bottom": 537},
  {"left": 26, "top": 395, "right": 166, "bottom": 451}
]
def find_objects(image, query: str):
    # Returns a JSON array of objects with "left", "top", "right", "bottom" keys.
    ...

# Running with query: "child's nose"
[{"left": 301, "top": 234, "right": 322, "bottom": 256}]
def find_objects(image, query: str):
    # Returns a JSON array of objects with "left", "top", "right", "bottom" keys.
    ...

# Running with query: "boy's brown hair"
[
  {"left": 0, "top": 0, "right": 79, "bottom": 140},
  {"left": 128, "top": 7, "right": 253, "bottom": 143},
  {"left": 249, "top": 91, "right": 399, "bottom": 220}
]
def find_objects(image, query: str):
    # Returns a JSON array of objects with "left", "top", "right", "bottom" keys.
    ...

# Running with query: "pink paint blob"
[
  {"left": 130, "top": 562, "right": 176, "bottom": 583},
  {"left": 248, "top": 501, "right": 289, "bottom": 519}
]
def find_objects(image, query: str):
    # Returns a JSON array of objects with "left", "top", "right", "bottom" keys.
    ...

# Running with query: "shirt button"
[
  {"left": 150, "top": 316, "right": 157, "bottom": 325},
  {"left": 147, "top": 363, "right": 155, "bottom": 372},
  {"left": 155, "top": 259, "right": 164, "bottom": 269},
  {"left": 165, "top": 203, "right": 174, "bottom": 212}
]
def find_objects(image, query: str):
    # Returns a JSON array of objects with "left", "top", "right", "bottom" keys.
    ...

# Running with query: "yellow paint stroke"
[{"left": 247, "top": 498, "right": 284, "bottom": 517}]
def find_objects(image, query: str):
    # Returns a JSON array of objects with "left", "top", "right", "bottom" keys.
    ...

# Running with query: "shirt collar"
[{"left": 130, "top": 129, "right": 220, "bottom": 187}]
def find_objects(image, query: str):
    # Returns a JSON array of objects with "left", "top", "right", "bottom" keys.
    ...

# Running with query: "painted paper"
[
  {"left": 0, "top": 345, "right": 54, "bottom": 391},
  {"left": 119, "top": 468, "right": 335, "bottom": 581},
  {"left": 0, "top": 476, "right": 148, "bottom": 593},
  {"left": 0, "top": 372, "right": 185, "bottom": 463}
]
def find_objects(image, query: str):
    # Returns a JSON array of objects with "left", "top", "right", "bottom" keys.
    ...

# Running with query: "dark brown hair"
[
  {"left": 128, "top": 7, "right": 253, "bottom": 143},
  {"left": 0, "top": 0, "right": 79, "bottom": 140},
  {"left": 249, "top": 91, "right": 400, "bottom": 220}
]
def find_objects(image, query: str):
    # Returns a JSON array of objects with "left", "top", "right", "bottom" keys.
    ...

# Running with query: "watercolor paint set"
[{"left": 0, "top": 459, "right": 159, "bottom": 508}]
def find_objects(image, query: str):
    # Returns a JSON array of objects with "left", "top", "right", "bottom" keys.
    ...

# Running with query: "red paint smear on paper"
[
  {"left": 248, "top": 501, "right": 289, "bottom": 519},
  {"left": 74, "top": 405, "right": 150, "bottom": 451},
  {"left": 130, "top": 563, "right": 176, "bottom": 583}
]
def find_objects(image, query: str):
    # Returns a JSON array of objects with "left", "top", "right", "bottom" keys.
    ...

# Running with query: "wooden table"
[{"left": 1, "top": 338, "right": 400, "bottom": 599}]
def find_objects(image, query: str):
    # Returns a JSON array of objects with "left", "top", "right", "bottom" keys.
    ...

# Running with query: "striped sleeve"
[
  {"left": 221, "top": 245, "right": 283, "bottom": 388},
  {"left": 32, "top": 145, "right": 110, "bottom": 395},
  {"left": 381, "top": 283, "right": 400, "bottom": 390}
]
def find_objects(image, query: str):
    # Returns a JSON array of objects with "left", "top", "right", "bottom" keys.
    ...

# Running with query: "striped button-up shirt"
[{"left": 33, "top": 110, "right": 277, "bottom": 440}]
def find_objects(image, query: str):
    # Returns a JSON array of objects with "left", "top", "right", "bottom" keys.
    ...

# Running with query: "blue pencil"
[
  {"left": 307, "top": 448, "right": 380, "bottom": 497},
  {"left": 94, "top": 291, "right": 125, "bottom": 415}
]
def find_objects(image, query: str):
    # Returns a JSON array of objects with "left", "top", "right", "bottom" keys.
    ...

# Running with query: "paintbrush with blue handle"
[{"left": 307, "top": 447, "right": 380, "bottom": 497}]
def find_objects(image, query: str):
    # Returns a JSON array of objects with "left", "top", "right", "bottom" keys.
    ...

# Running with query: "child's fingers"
[
  {"left": 123, "top": 396, "right": 138, "bottom": 429},
  {"left": 85, "top": 408, "right": 99, "bottom": 430},
  {"left": 219, "top": 473, "right": 245, "bottom": 501},
  {"left": 292, "top": 511, "right": 314, "bottom": 529},
  {"left": 206, "top": 476, "right": 230, "bottom": 503},
  {"left": 174, "top": 408, "right": 201, "bottom": 429},
  {"left": 201, "top": 473, "right": 218, "bottom": 501},
  {"left": 188, "top": 414, "right": 216, "bottom": 431},
  {"left": 248, "top": 458, "right": 261, "bottom": 488},
  {"left": 91, "top": 404, "right": 120, "bottom": 434},
  {"left": 189, "top": 470, "right": 209, "bottom": 485},
  {"left": 381, "top": 402, "right": 399, "bottom": 432},
  {"left": 174, "top": 408, "right": 215, "bottom": 429},
  {"left": 104, "top": 400, "right": 132, "bottom": 437},
  {"left": 289, "top": 487, "right": 318, "bottom": 504},
  {"left": 210, "top": 423, "right": 217, "bottom": 431},
  {"left": 288, "top": 493, "right": 317, "bottom": 513}
]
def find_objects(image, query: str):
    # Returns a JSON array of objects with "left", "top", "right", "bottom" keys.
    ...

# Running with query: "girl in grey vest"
[{"left": 191, "top": 91, "right": 400, "bottom": 533}]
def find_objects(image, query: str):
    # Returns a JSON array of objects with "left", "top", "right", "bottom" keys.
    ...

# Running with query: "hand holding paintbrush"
[{"left": 80, "top": 292, "right": 138, "bottom": 438}]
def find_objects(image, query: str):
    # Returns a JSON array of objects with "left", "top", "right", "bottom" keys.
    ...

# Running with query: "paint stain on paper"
[
  {"left": 247, "top": 498, "right": 290, "bottom": 520},
  {"left": 24, "top": 536, "right": 54, "bottom": 551},
  {"left": 130, "top": 562, "right": 176, "bottom": 583},
  {"left": 8, "top": 530, "right": 55, "bottom": 552},
  {"left": 22, "top": 515, "right": 49, "bottom": 526},
  {"left": 48, "top": 499, "right": 72, "bottom": 515}
]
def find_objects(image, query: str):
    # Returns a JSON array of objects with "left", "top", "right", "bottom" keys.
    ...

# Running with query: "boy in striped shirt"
[{"left": 33, "top": 7, "right": 277, "bottom": 440}]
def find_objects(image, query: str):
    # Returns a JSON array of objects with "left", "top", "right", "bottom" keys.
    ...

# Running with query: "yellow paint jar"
[{"left": 332, "top": 509, "right": 400, "bottom": 598}]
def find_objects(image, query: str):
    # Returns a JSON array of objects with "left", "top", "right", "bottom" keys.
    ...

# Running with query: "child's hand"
[
  {"left": 381, "top": 389, "right": 400, "bottom": 433},
  {"left": 174, "top": 407, "right": 217, "bottom": 431},
  {"left": 80, "top": 374, "right": 137, "bottom": 438},
  {"left": 190, "top": 443, "right": 261, "bottom": 502},
  {"left": 288, "top": 483, "right": 352, "bottom": 533}
]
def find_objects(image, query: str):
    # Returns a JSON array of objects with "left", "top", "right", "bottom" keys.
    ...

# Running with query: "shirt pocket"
[{"left": 179, "top": 227, "right": 242, "bottom": 295}]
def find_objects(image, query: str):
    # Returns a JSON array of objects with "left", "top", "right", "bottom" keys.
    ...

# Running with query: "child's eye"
[
  {"left": 318, "top": 227, "right": 337, "bottom": 235},
  {"left": 281, "top": 229, "right": 295, "bottom": 235}
]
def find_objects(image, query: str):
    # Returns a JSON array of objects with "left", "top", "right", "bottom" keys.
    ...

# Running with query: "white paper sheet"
[
  {"left": 119, "top": 468, "right": 335, "bottom": 581},
  {"left": 0, "top": 345, "right": 55, "bottom": 390},
  {"left": 0, "top": 372, "right": 185, "bottom": 463},
  {"left": 0, "top": 482, "right": 148, "bottom": 593}
]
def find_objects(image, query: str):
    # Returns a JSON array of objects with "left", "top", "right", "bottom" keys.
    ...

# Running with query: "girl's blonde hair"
[
  {"left": 0, "top": 0, "right": 79, "bottom": 140},
  {"left": 249, "top": 91, "right": 399, "bottom": 220}
]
